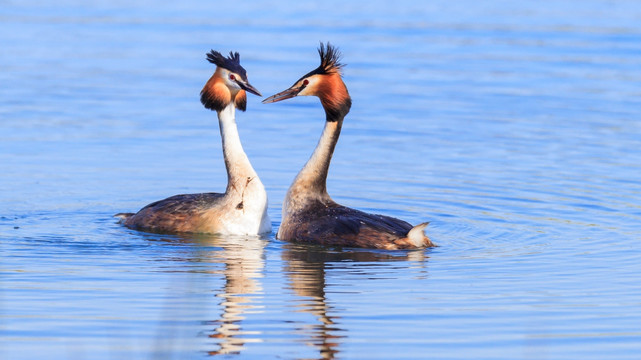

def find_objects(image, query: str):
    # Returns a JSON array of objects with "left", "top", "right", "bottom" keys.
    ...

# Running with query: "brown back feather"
[{"left": 279, "top": 202, "right": 417, "bottom": 249}]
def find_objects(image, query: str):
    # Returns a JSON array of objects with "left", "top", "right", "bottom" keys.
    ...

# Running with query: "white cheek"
[
  {"left": 298, "top": 87, "right": 310, "bottom": 96},
  {"left": 226, "top": 78, "right": 241, "bottom": 90}
]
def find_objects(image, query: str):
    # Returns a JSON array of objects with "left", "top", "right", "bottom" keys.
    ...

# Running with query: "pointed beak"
[
  {"left": 237, "top": 80, "right": 262, "bottom": 97},
  {"left": 262, "top": 85, "right": 305, "bottom": 104}
]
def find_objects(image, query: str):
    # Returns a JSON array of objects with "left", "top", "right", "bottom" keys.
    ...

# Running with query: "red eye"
[
  {"left": 229, "top": 74, "right": 236, "bottom": 80},
  {"left": 303, "top": 79, "right": 309, "bottom": 86}
]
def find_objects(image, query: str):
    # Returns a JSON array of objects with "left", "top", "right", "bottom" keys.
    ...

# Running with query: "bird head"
[
  {"left": 200, "top": 50, "right": 261, "bottom": 112},
  {"left": 263, "top": 42, "right": 351, "bottom": 121}
]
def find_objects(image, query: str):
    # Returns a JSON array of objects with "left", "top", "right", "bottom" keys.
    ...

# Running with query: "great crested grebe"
[
  {"left": 263, "top": 43, "right": 434, "bottom": 249},
  {"left": 116, "top": 50, "right": 271, "bottom": 235}
]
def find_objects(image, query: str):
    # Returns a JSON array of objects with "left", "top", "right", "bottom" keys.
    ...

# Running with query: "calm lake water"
[{"left": 2, "top": 1, "right": 641, "bottom": 359}]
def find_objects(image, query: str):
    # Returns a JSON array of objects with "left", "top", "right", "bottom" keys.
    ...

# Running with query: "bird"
[
  {"left": 262, "top": 43, "right": 434, "bottom": 250},
  {"left": 115, "top": 50, "right": 271, "bottom": 235}
]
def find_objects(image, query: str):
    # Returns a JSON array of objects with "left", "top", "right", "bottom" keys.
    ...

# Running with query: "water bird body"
[
  {"left": 263, "top": 43, "right": 433, "bottom": 249},
  {"left": 116, "top": 51, "right": 270, "bottom": 235}
]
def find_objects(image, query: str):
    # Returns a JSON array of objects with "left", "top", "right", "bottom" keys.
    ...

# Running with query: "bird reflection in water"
[
  {"left": 282, "top": 244, "right": 428, "bottom": 359},
  {"left": 202, "top": 234, "right": 266, "bottom": 356},
  {"left": 147, "top": 232, "right": 267, "bottom": 356},
  {"left": 142, "top": 233, "right": 427, "bottom": 358}
]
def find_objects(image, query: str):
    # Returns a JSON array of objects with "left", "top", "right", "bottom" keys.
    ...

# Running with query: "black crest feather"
[
  {"left": 317, "top": 42, "right": 345, "bottom": 74},
  {"left": 298, "top": 42, "right": 346, "bottom": 80},
  {"left": 206, "top": 50, "right": 248, "bottom": 80}
]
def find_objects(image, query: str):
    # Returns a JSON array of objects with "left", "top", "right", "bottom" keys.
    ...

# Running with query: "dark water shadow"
[{"left": 281, "top": 243, "right": 429, "bottom": 359}]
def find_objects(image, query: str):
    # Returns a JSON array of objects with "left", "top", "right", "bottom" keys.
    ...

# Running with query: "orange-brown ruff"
[
  {"left": 263, "top": 43, "right": 434, "bottom": 249},
  {"left": 116, "top": 50, "right": 270, "bottom": 235}
]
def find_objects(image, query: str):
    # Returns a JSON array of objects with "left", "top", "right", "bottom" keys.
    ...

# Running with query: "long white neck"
[
  {"left": 217, "top": 104, "right": 257, "bottom": 194},
  {"left": 285, "top": 119, "right": 342, "bottom": 210}
]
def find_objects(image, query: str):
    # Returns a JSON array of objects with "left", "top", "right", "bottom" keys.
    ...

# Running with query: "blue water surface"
[{"left": 1, "top": 1, "right": 640, "bottom": 359}]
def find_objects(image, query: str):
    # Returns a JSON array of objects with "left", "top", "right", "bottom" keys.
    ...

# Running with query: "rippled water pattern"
[{"left": 2, "top": 1, "right": 641, "bottom": 359}]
